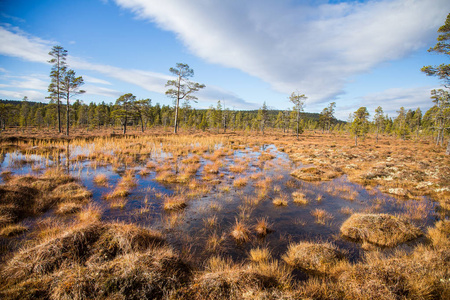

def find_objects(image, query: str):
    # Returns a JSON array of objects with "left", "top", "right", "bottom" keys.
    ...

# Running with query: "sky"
[{"left": 0, "top": 0, "right": 449, "bottom": 120}]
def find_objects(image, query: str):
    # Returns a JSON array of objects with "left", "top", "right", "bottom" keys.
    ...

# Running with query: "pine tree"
[
  {"left": 165, "top": 63, "right": 205, "bottom": 134},
  {"left": 48, "top": 45, "right": 68, "bottom": 133}
]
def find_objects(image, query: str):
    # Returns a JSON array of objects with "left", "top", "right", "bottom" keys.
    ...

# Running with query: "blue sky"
[{"left": 0, "top": 0, "right": 449, "bottom": 120}]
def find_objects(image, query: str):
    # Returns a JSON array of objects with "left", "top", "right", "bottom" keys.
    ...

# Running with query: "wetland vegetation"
[
  {"left": 0, "top": 12, "right": 449, "bottom": 300},
  {"left": 0, "top": 128, "right": 449, "bottom": 299}
]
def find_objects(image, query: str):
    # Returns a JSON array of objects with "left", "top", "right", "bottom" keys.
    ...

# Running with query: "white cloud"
[
  {"left": 197, "top": 85, "right": 259, "bottom": 109},
  {"left": 0, "top": 89, "right": 46, "bottom": 101},
  {"left": 0, "top": 24, "right": 256, "bottom": 108},
  {"left": 82, "top": 75, "right": 112, "bottom": 86},
  {"left": 0, "top": 73, "right": 47, "bottom": 89},
  {"left": 336, "top": 86, "right": 438, "bottom": 120},
  {"left": 114, "top": 0, "right": 449, "bottom": 104},
  {"left": 0, "top": 25, "right": 52, "bottom": 63},
  {"left": 83, "top": 84, "right": 122, "bottom": 98}
]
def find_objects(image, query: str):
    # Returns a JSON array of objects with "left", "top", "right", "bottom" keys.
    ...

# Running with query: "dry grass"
[
  {"left": 230, "top": 219, "right": 250, "bottom": 243},
  {"left": 273, "top": 194, "right": 288, "bottom": 206},
  {"left": 0, "top": 171, "right": 90, "bottom": 226},
  {"left": 249, "top": 247, "right": 271, "bottom": 263},
  {"left": 93, "top": 173, "right": 108, "bottom": 186},
  {"left": 255, "top": 217, "right": 272, "bottom": 236},
  {"left": 427, "top": 219, "right": 450, "bottom": 248},
  {"left": 51, "top": 182, "right": 92, "bottom": 202},
  {"left": 340, "top": 213, "right": 423, "bottom": 247},
  {"left": 78, "top": 204, "right": 102, "bottom": 223},
  {"left": 233, "top": 177, "right": 248, "bottom": 188},
  {"left": 311, "top": 208, "right": 333, "bottom": 224},
  {"left": 206, "top": 232, "right": 226, "bottom": 252},
  {"left": 283, "top": 241, "right": 347, "bottom": 274},
  {"left": 338, "top": 245, "right": 450, "bottom": 300},
  {"left": 0, "top": 221, "right": 180, "bottom": 299},
  {"left": 109, "top": 197, "right": 128, "bottom": 209},
  {"left": 340, "top": 206, "right": 354, "bottom": 215},
  {"left": 163, "top": 194, "right": 187, "bottom": 211},
  {"left": 203, "top": 215, "right": 218, "bottom": 228},
  {"left": 2, "top": 130, "right": 449, "bottom": 299},
  {"left": 292, "top": 191, "right": 308, "bottom": 205},
  {"left": 0, "top": 223, "right": 28, "bottom": 237},
  {"left": 55, "top": 202, "right": 83, "bottom": 214},
  {"left": 190, "top": 255, "right": 292, "bottom": 299}
]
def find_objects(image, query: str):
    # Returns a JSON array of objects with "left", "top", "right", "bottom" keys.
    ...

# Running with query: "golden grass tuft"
[
  {"left": 78, "top": 204, "right": 102, "bottom": 223},
  {"left": 338, "top": 245, "right": 450, "bottom": 300},
  {"left": 283, "top": 241, "right": 347, "bottom": 274},
  {"left": 0, "top": 223, "right": 28, "bottom": 237},
  {"left": 272, "top": 194, "right": 288, "bottom": 206},
  {"left": 51, "top": 182, "right": 92, "bottom": 202},
  {"left": 427, "top": 219, "right": 450, "bottom": 248},
  {"left": 230, "top": 219, "right": 250, "bottom": 243},
  {"left": 163, "top": 194, "right": 187, "bottom": 211},
  {"left": 203, "top": 215, "right": 218, "bottom": 228},
  {"left": 109, "top": 197, "right": 128, "bottom": 209},
  {"left": 191, "top": 255, "right": 292, "bottom": 299},
  {"left": 55, "top": 202, "right": 83, "bottom": 215},
  {"left": 292, "top": 191, "right": 308, "bottom": 204},
  {"left": 311, "top": 208, "right": 333, "bottom": 224},
  {"left": 249, "top": 247, "right": 271, "bottom": 263},
  {"left": 233, "top": 177, "right": 248, "bottom": 188},
  {"left": 206, "top": 232, "right": 226, "bottom": 252},
  {"left": 340, "top": 213, "right": 423, "bottom": 247},
  {"left": 93, "top": 174, "right": 108, "bottom": 186},
  {"left": 255, "top": 217, "right": 272, "bottom": 236}
]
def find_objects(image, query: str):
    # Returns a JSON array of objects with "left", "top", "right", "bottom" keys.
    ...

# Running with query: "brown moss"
[
  {"left": 338, "top": 246, "right": 450, "bottom": 300},
  {"left": 190, "top": 256, "right": 291, "bottom": 299},
  {"left": 282, "top": 241, "right": 347, "bottom": 274},
  {"left": 340, "top": 213, "right": 423, "bottom": 247}
]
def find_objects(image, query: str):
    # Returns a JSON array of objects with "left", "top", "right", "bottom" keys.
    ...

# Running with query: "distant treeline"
[
  {"left": 0, "top": 98, "right": 332, "bottom": 133},
  {"left": 0, "top": 97, "right": 448, "bottom": 147}
]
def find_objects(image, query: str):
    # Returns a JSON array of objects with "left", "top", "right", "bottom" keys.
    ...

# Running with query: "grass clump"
[
  {"left": 0, "top": 171, "right": 90, "bottom": 225},
  {"left": 163, "top": 194, "right": 187, "bottom": 211},
  {"left": 0, "top": 221, "right": 189, "bottom": 299},
  {"left": 249, "top": 247, "right": 271, "bottom": 263},
  {"left": 0, "top": 223, "right": 28, "bottom": 237},
  {"left": 272, "top": 194, "right": 288, "bottom": 206},
  {"left": 338, "top": 246, "right": 450, "bottom": 300},
  {"left": 311, "top": 208, "right": 333, "bottom": 224},
  {"left": 427, "top": 219, "right": 450, "bottom": 248},
  {"left": 233, "top": 177, "right": 248, "bottom": 188},
  {"left": 230, "top": 219, "right": 250, "bottom": 243},
  {"left": 55, "top": 202, "right": 83, "bottom": 215},
  {"left": 51, "top": 182, "right": 92, "bottom": 202},
  {"left": 292, "top": 191, "right": 308, "bottom": 204},
  {"left": 255, "top": 217, "right": 272, "bottom": 236},
  {"left": 340, "top": 213, "right": 423, "bottom": 247},
  {"left": 283, "top": 241, "right": 347, "bottom": 274},
  {"left": 190, "top": 256, "right": 291, "bottom": 299},
  {"left": 93, "top": 174, "right": 108, "bottom": 186}
]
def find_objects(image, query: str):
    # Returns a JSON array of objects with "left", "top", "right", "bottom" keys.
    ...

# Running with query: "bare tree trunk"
[
  {"left": 57, "top": 99, "right": 61, "bottom": 133},
  {"left": 355, "top": 135, "right": 358, "bottom": 147},
  {"left": 174, "top": 98, "right": 179, "bottom": 134},
  {"left": 446, "top": 138, "right": 450, "bottom": 155},
  {"left": 66, "top": 96, "right": 70, "bottom": 136}
]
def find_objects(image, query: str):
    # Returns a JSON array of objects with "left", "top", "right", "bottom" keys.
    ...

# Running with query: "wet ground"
[{"left": 0, "top": 141, "right": 437, "bottom": 267}]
